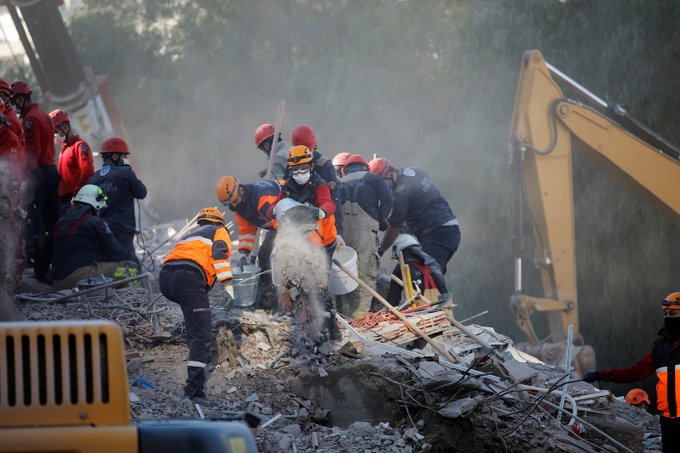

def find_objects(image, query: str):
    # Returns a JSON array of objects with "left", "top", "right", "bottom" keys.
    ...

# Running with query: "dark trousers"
[
  {"left": 418, "top": 224, "right": 461, "bottom": 275},
  {"left": 661, "top": 416, "right": 680, "bottom": 453},
  {"left": 114, "top": 230, "right": 140, "bottom": 269},
  {"left": 255, "top": 229, "right": 277, "bottom": 309},
  {"left": 24, "top": 165, "right": 59, "bottom": 274},
  {"left": 159, "top": 266, "right": 212, "bottom": 397}
]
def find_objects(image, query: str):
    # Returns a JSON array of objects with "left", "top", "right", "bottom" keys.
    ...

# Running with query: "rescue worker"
[
  {"left": 10, "top": 80, "right": 58, "bottom": 283},
  {"left": 337, "top": 154, "right": 393, "bottom": 318},
  {"left": 88, "top": 137, "right": 147, "bottom": 269},
  {"left": 271, "top": 145, "right": 341, "bottom": 341},
  {"left": 371, "top": 157, "right": 461, "bottom": 277},
  {"left": 0, "top": 79, "right": 24, "bottom": 145},
  {"left": 216, "top": 175, "right": 281, "bottom": 310},
  {"left": 625, "top": 388, "right": 650, "bottom": 411},
  {"left": 159, "top": 208, "right": 233, "bottom": 401},
  {"left": 50, "top": 109, "right": 94, "bottom": 214},
  {"left": 254, "top": 123, "right": 288, "bottom": 180},
  {"left": 0, "top": 97, "right": 24, "bottom": 172},
  {"left": 290, "top": 124, "right": 343, "bottom": 234},
  {"left": 582, "top": 292, "right": 680, "bottom": 453},
  {"left": 332, "top": 152, "right": 351, "bottom": 178},
  {"left": 50, "top": 184, "right": 132, "bottom": 290},
  {"left": 384, "top": 234, "right": 448, "bottom": 308}
]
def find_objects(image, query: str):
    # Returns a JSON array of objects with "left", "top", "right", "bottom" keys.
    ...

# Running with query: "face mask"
[
  {"left": 293, "top": 170, "right": 311, "bottom": 185},
  {"left": 664, "top": 317, "right": 680, "bottom": 337},
  {"left": 54, "top": 134, "right": 64, "bottom": 146}
]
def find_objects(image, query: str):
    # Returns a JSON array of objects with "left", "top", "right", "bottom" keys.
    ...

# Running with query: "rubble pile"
[{"left": 11, "top": 222, "right": 663, "bottom": 452}]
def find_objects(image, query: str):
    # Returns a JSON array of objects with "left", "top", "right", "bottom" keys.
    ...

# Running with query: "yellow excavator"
[{"left": 509, "top": 50, "right": 680, "bottom": 374}]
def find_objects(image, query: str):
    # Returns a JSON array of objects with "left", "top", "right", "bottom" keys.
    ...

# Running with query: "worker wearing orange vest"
[
  {"left": 583, "top": 292, "right": 680, "bottom": 453},
  {"left": 270, "top": 145, "right": 341, "bottom": 341},
  {"left": 216, "top": 176, "right": 281, "bottom": 310},
  {"left": 159, "top": 208, "right": 233, "bottom": 401},
  {"left": 50, "top": 109, "right": 94, "bottom": 214}
]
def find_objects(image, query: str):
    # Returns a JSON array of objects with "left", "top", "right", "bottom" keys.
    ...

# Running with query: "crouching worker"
[
  {"left": 51, "top": 184, "right": 135, "bottom": 290},
  {"left": 159, "top": 208, "right": 233, "bottom": 401},
  {"left": 384, "top": 234, "right": 448, "bottom": 308}
]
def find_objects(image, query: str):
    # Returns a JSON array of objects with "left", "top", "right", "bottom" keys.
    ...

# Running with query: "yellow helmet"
[
  {"left": 197, "top": 207, "right": 224, "bottom": 225},
  {"left": 662, "top": 292, "right": 680, "bottom": 310},
  {"left": 216, "top": 176, "right": 241, "bottom": 205},
  {"left": 287, "top": 145, "right": 313, "bottom": 167}
]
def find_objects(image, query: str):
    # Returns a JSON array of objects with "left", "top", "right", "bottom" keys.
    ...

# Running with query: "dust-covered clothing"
[{"left": 51, "top": 204, "right": 129, "bottom": 288}]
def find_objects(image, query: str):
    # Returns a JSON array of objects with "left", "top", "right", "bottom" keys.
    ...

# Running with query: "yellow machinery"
[
  {"left": 509, "top": 50, "right": 680, "bottom": 374},
  {"left": 0, "top": 320, "right": 257, "bottom": 453}
]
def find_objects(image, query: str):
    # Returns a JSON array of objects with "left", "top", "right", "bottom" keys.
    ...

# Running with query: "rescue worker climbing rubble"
[
  {"left": 88, "top": 137, "right": 147, "bottom": 270},
  {"left": 159, "top": 208, "right": 233, "bottom": 402},
  {"left": 11, "top": 80, "right": 58, "bottom": 283},
  {"left": 337, "top": 153, "right": 393, "bottom": 318},
  {"left": 216, "top": 175, "right": 282, "bottom": 310},
  {"left": 582, "top": 292, "right": 680, "bottom": 453},
  {"left": 254, "top": 123, "right": 288, "bottom": 180},
  {"left": 290, "top": 124, "right": 343, "bottom": 235},
  {"left": 270, "top": 145, "right": 341, "bottom": 341},
  {"left": 50, "top": 109, "right": 94, "bottom": 214},
  {"left": 370, "top": 157, "right": 461, "bottom": 277},
  {"left": 50, "top": 184, "right": 133, "bottom": 290}
]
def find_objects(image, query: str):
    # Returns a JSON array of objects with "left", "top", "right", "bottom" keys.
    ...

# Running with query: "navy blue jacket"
[
  {"left": 51, "top": 204, "right": 129, "bottom": 280},
  {"left": 388, "top": 168, "right": 456, "bottom": 237},
  {"left": 88, "top": 163, "right": 147, "bottom": 235},
  {"left": 229, "top": 180, "right": 282, "bottom": 230},
  {"left": 340, "top": 169, "right": 393, "bottom": 224}
]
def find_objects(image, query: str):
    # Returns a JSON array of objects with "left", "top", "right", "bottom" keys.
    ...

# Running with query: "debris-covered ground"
[{"left": 13, "top": 221, "right": 663, "bottom": 453}]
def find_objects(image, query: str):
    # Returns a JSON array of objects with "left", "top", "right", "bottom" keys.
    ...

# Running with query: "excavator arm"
[{"left": 509, "top": 50, "right": 680, "bottom": 371}]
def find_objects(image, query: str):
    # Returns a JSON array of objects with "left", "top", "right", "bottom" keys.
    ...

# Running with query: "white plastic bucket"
[
  {"left": 231, "top": 264, "right": 261, "bottom": 307},
  {"left": 329, "top": 246, "right": 359, "bottom": 296}
]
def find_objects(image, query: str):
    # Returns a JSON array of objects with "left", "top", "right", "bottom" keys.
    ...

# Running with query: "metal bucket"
[
  {"left": 329, "top": 246, "right": 359, "bottom": 296},
  {"left": 231, "top": 265, "right": 261, "bottom": 307}
]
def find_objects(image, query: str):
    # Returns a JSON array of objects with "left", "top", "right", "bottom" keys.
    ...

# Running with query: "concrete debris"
[{"left": 10, "top": 221, "right": 664, "bottom": 453}]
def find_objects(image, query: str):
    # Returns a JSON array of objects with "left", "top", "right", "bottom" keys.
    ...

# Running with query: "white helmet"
[
  {"left": 392, "top": 234, "right": 419, "bottom": 258},
  {"left": 74, "top": 184, "right": 108, "bottom": 210}
]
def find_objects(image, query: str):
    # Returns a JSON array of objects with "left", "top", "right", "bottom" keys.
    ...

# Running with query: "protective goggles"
[
  {"left": 662, "top": 298, "right": 680, "bottom": 310},
  {"left": 290, "top": 165, "right": 312, "bottom": 175}
]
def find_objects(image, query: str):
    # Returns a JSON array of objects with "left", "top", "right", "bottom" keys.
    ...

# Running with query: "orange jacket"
[{"left": 163, "top": 224, "right": 233, "bottom": 287}]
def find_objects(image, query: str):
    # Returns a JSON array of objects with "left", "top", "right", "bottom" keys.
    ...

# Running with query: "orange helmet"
[
  {"left": 291, "top": 124, "right": 316, "bottom": 150},
  {"left": 369, "top": 157, "right": 392, "bottom": 177},
  {"left": 254, "top": 123, "right": 275, "bottom": 146},
  {"left": 287, "top": 145, "right": 313, "bottom": 167},
  {"left": 625, "top": 388, "right": 650, "bottom": 406},
  {"left": 49, "top": 109, "right": 70, "bottom": 128},
  {"left": 342, "top": 154, "right": 369, "bottom": 176},
  {"left": 101, "top": 137, "right": 130, "bottom": 155},
  {"left": 0, "top": 79, "right": 10, "bottom": 97},
  {"left": 10, "top": 80, "right": 31, "bottom": 97},
  {"left": 662, "top": 292, "right": 680, "bottom": 310},
  {"left": 197, "top": 207, "right": 224, "bottom": 225},
  {"left": 216, "top": 176, "right": 241, "bottom": 206}
]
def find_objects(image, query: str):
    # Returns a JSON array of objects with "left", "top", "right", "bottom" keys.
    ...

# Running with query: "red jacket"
[
  {"left": 0, "top": 125, "right": 24, "bottom": 171},
  {"left": 4, "top": 106, "right": 23, "bottom": 145},
  {"left": 57, "top": 135, "right": 94, "bottom": 198},
  {"left": 22, "top": 103, "right": 54, "bottom": 172}
]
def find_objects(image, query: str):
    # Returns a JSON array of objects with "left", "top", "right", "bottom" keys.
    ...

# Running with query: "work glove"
[
  {"left": 259, "top": 169, "right": 268, "bottom": 178},
  {"left": 224, "top": 284, "right": 235, "bottom": 300},
  {"left": 582, "top": 371, "right": 599, "bottom": 383},
  {"left": 317, "top": 208, "right": 326, "bottom": 220},
  {"left": 377, "top": 246, "right": 385, "bottom": 258},
  {"left": 121, "top": 157, "right": 131, "bottom": 167},
  {"left": 236, "top": 253, "right": 249, "bottom": 271},
  {"left": 379, "top": 220, "right": 389, "bottom": 232}
]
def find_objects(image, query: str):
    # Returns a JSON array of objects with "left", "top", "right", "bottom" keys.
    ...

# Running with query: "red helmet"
[
  {"left": 0, "top": 79, "right": 10, "bottom": 96},
  {"left": 10, "top": 80, "right": 32, "bottom": 97},
  {"left": 625, "top": 388, "right": 650, "bottom": 406},
  {"left": 332, "top": 152, "right": 351, "bottom": 168},
  {"left": 369, "top": 157, "right": 392, "bottom": 177},
  {"left": 100, "top": 137, "right": 130, "bottom": 155},
  {"left": 342, "top": 154, "right": 369, "bottom": 176},
  {"left": 254, "top": 123, "right": 275, "bottom": 146},
  {"left": 49, "top": 109, "right": 70, "bottom": 127},
  {"left": 291, "top": 124, "right": 316, "bottom": 150}
]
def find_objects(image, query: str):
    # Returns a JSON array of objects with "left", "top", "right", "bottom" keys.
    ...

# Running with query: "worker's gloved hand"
[
  {"left": 236, "top": 253, "right": 249, "bottom": 271},
  {"left": 317, "top": 208, "right": 326, "bottom": 220},
  {"left": 121, "top": 157, "right": 131, "bottom": 167},
  {"left": 247, "top": 254, "right": 257, "bottom": 265},
  {"left": 379, "top": 220, "right": 389, "bottom": 232},
  {"left": 582, "top": 371, "right": 599, "bottom": 383},
  {"left": 377, "top": 246, "right": 385, "bottom": 258},
  {"left": 224, "top": 284, "right": 234, "bottom": 300}
]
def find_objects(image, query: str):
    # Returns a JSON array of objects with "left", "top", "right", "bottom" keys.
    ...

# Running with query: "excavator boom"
[{"left": 509, "top": 50, "right": 680, "bottom": 372}]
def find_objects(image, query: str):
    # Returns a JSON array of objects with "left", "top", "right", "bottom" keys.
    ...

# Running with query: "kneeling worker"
[
  {"left": 51, "top": 184, "right": 133, "bottom": 290},
  {"left": 159, "top": 208, "right": 233, "bottom": 401}
]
